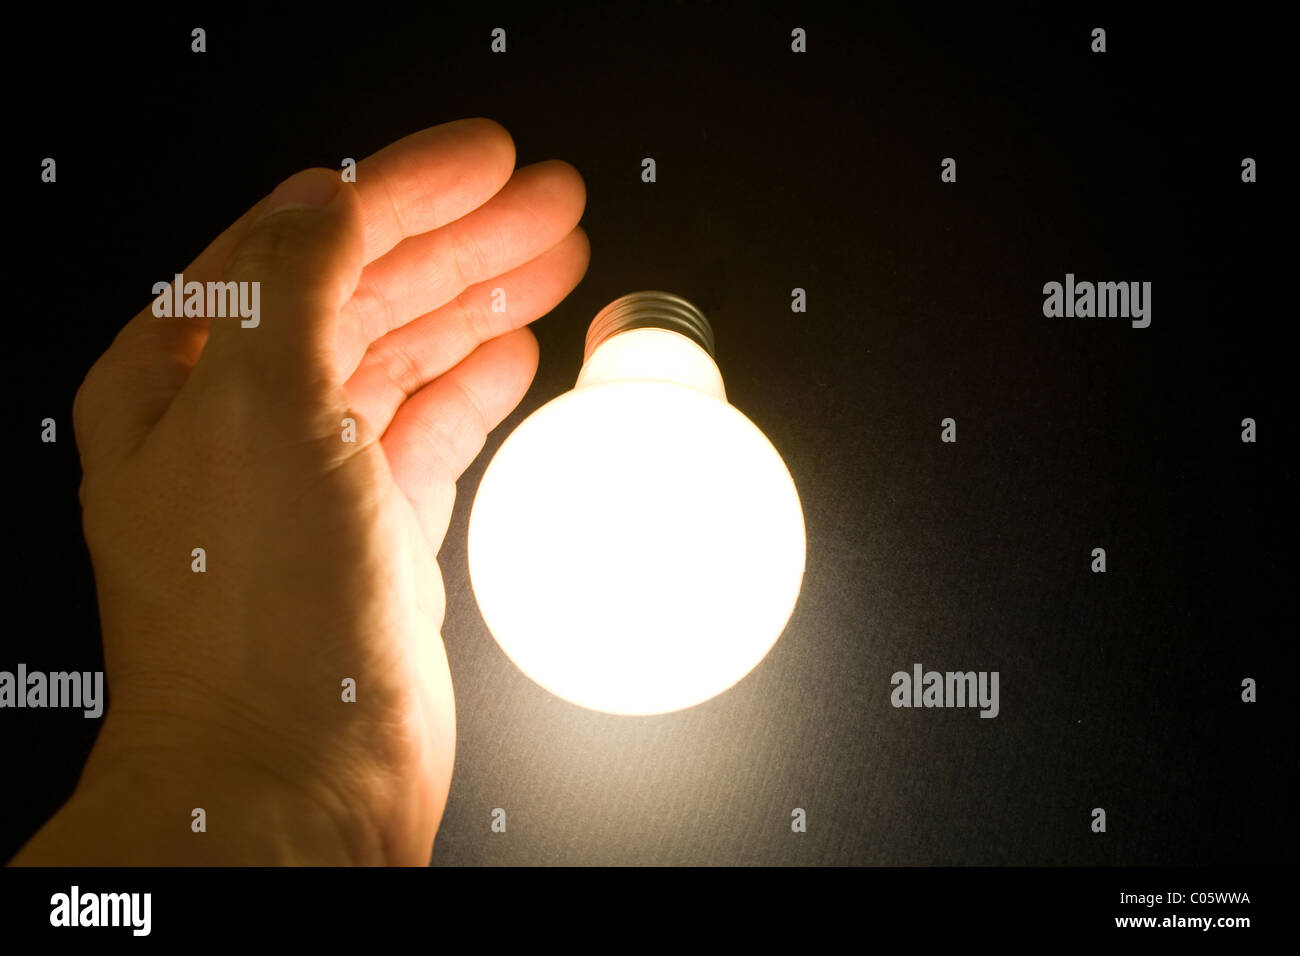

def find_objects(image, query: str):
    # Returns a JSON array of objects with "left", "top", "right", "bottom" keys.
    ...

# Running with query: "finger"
[
  {"left": 352, "top": 117, "right": 517, "bottom": 263},
  {"left": 188, "top": 168, "right": 365, "bottom": 397},
  {"left": 74, "top": 208, "right": 264, "bottom": 468},
  {"left": 81, "top": 119, "right": 516, "bottom": 464},
  {"left": 73, "top": 315, "right": 209, "bottom": 471},
  {"left": 106, "top": 200, "right": 268, "bottom": 361},
  {"left": 383, "top": 328, "right": 539, "bottom": 547},
  {"left": 109, "top": 117, "right": 515, "bottom": 366},
  {"left": 76, "top": 173, "right": 357, "bottom": 469},
  {"left": 339, "top": 159, "right": 586, "bottom": 372},
  {"left": 345, "top": 226, "right": 589, "bottom": 432}
]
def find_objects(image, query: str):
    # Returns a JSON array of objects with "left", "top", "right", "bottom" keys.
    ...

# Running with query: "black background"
[{"left": 5, "top": 3, "right": 1292, "bottom": 866}]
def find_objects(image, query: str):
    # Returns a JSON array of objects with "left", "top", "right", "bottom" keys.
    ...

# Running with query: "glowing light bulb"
[{"left": 468, "top": 291, "right": 805, "bottom": 716}]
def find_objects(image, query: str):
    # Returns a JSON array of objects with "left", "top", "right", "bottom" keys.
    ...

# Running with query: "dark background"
[{"left": 6, "top": 3, "right": 1291, "bottom": 865}]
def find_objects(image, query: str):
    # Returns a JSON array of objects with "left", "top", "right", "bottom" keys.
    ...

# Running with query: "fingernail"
[{"left": 264, "top": 169, "right": 342, "bottom": 214}]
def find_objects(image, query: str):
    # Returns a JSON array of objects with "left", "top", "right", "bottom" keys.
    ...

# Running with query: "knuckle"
[
  {"left": 375, "top": 342, "right": 423, "bottom": 396},
  {"left": 225, "top": 213, "right": 322, "bottom": 281},
  {"left": 458, "top": 294, "right": 490, "bottom": 343},
  {"left": 348, "top": 276, "right": 394, "bottom": 342},
  {"left": 448, "top": 230, "right": 489, "bottom": 287}
]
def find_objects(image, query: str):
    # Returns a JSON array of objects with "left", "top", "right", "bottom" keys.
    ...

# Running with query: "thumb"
[{"left": 192, "top": 168, "right": 364, "bottom": 395}]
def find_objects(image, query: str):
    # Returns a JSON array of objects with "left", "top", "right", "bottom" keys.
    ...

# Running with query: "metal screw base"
[{"left": 584, "top": 291, "right": 716, "bottom": 361}]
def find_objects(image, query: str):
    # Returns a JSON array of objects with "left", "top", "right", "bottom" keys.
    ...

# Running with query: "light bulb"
[{"left": 467, "top": 291, "right": 806, "bottom": 716}]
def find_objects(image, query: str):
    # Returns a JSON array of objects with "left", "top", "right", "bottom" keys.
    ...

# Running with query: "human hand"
[{"left": 14, "top": 118, "right": 589, "bottom": 865}]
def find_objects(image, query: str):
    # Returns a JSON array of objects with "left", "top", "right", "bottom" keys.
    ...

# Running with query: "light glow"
[{"left": 468, "top": 326, "right": 805, "bottom": 716}]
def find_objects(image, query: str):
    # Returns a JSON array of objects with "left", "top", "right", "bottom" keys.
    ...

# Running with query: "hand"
[{"left": 13, "top": 118, "right": 589, "bottom": 865}]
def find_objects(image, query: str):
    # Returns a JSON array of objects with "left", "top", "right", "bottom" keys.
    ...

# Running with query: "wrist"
[{"left": 15, "top": 712, "right": 385, "bottom": 866}]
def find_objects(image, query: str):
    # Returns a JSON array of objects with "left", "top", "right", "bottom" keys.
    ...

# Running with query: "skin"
[{"left": 11, "top": 118, "right": 589, "bottom": 865}]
